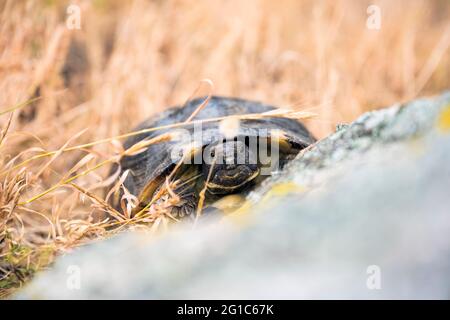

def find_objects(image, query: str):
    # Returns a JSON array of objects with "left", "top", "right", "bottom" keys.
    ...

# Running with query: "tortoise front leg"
[
  {"left": 165, "top": 165, "right": 202, "bottom": 220},
  {"left": 170, "top": 192, "right": 198, "bottom": 220}
]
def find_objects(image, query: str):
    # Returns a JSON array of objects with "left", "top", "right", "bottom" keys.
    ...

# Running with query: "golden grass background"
[{"left": 0, "top": 0, "right": 449, "bottom": 296}]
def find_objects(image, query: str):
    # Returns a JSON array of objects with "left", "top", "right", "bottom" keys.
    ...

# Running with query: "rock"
[{"left": 16, "top": 92, "right": 450, "bottom": 299}]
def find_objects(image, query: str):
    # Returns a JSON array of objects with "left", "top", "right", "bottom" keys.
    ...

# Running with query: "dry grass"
[{"left": 0, "top": 0, "right": 449, "bottom": 297}]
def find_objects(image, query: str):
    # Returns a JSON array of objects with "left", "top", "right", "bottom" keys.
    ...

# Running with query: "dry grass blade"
[
  {"left": 183, "top": 79, "right": 214, "bottom": 122},
  {"left": 19, "top": 159, "right": 113, "bottom": 205},
  {"left": 0, "top": 97, "right": 43, "bottom": 117},
  {"left": 68, "top": 183, "right": 122, "bottom": 221},
  {"left": 34, "top": 129, "right": 89, "bottom": 180},
  {"left": 0, "top": 113, "right": 13, "bottom": 148},
  {"left": 415, "top": 25, "right": 450, "bottom": 97},
  {"left": 196, "top": 157, "right": 217, "bottom": 220}
]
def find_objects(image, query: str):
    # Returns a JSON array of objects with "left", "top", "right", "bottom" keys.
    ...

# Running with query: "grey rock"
[{"left": 16, "top": 92, "right": 450, "bottom": 299}]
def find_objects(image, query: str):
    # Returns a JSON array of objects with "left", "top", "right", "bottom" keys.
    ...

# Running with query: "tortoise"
[{"left": 114, "top": 96, "right": 315, "bottom": 219}]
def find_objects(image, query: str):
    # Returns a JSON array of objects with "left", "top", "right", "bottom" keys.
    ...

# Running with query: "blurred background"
[
  {"left": 0, "top": 0, "right": 449, "bottom": 297},
  {"left": 1, "top": 0, "right": 449, "bottom": 140}
]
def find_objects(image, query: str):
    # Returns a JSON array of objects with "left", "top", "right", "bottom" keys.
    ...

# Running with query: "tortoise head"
[{"left": 202, "top": 140, "right": 260, "bottom": 195}]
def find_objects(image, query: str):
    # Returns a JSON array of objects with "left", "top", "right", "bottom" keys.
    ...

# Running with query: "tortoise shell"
[{"left": 117, "top": 96, "right": 315, "bottom": 209}]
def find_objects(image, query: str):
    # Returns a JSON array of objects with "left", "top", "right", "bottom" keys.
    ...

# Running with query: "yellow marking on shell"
[
  {"left": 137, "top": 175, "right": 165, "bottom": 205},
  {"left": 437, "top": 104, "right": 450, "bottom": 132},
  {"left": 269, "top": 129, "right": 292, "bottom": 151}
]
